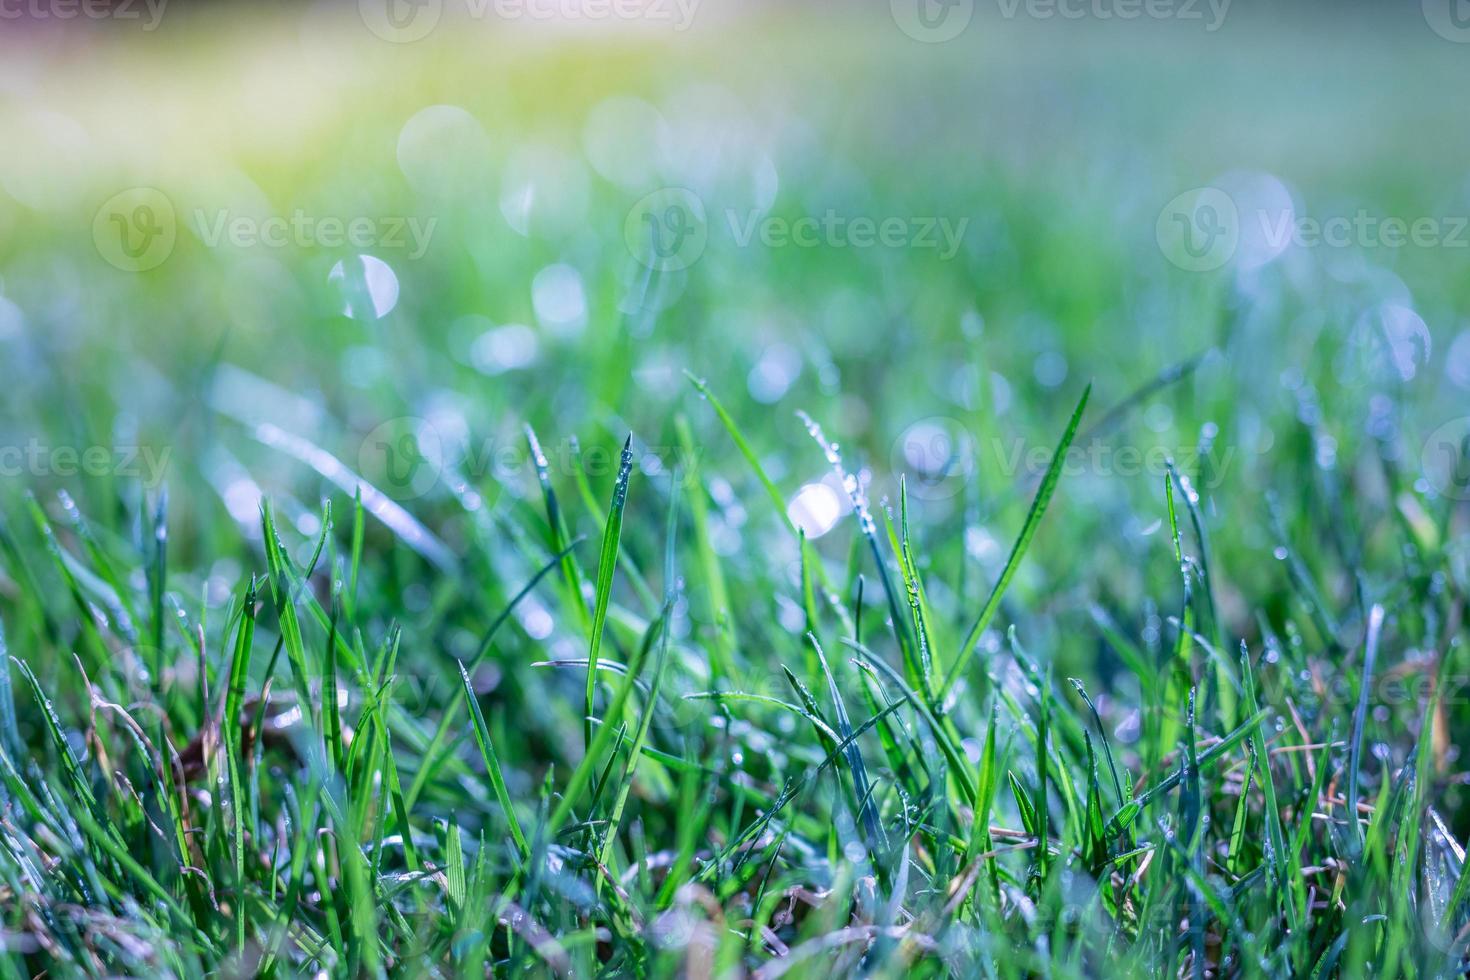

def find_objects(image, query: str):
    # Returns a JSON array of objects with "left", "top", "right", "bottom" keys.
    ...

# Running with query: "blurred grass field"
[{"left": 3, "top": 2, "right": 1470, "bottom": 976}]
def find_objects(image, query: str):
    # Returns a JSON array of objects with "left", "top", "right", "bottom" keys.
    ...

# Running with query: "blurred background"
[{"left": 2, "top": 0, "right": 1470, "bottom": 721}]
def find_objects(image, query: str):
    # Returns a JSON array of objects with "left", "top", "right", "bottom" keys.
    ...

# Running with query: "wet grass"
[{"left": 1, "top": 9, "right": 1470, "bottom": 978}]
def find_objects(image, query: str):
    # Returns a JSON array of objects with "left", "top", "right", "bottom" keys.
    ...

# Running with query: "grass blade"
[
  {"left": 938, "top": 384, "right": 1090, "bottom": 701},
  {"left": 585, "top": 436, "right": 634, "bottom": 755}
]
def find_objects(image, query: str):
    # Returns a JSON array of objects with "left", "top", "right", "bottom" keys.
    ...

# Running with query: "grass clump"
[
  {"left": 0, "top": 368, "right": 1464, "bottom": 978},
  {"left": 1, "top": 12, "right": 1469, "bottom": 978}
]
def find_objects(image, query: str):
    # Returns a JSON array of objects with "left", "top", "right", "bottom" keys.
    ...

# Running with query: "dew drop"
[{"left": 328, "top": 254, "right": 399, "bottom": 320}]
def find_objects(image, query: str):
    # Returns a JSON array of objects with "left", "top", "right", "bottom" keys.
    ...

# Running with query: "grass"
[
  {"left": 0, "top": 365, "right": 1463, "bottom": 976},
  {"left": 2, "top": 7, "right": 1470, "bottom": 978}
]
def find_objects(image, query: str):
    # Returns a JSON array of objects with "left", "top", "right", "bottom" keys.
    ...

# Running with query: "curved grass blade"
[
  {"left": 585, "top": 436, "right": 634, "bottom": 755},
  {"left": 939, "top": 384, "right": 1090, "bottom": 701},
  {"left": 526, "top": 424, "right": 592, "bottom": 638},
  {"left": 598, "top": 475, "right": 681, "bottom": 877},
  {"left": 405, "top": 536, "right": 583, "bottom": 809},
  {"left": 799, "top": 411, "right": 918, "bottom": 689},
  {"left": 248, "top": 421, "right": 456, "bottom": 573},
  {"left": 1346, "top": 603, "right": 1384, "bottom": 851},
  {"left": 811, "top": 633, "right": 883, "bottom": 850},
  {"left": 686, "top": 375, "right": 855, "bottom": 638},
  {"left": 459, "top": 661, "right": 528, "bottom": 859}
]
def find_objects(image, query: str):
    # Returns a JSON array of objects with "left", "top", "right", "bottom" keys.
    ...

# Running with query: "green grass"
[{"left": 2, "top": 7, "right": 1470, "bottom": 977}]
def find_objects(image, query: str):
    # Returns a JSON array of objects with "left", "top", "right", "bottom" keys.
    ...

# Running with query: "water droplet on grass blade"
[
  {"left": 531, "top": 263, "right": 587, "bottom": 334},
  {"left": 328, "top": 255, "right": 399, "bottom": 320},
  {"left": 470, "top": 323, "right": 538, "bottom": 375},
  {"left": 787, "top": 482, "right": 843, "bottom": 539}
]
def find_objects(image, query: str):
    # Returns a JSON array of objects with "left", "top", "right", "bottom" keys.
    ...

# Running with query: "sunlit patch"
[
  {"left": 205, "top": 559, "right": 241, "bottom": 607},
  {"left": 0, "top": 295, "right": 23, "bottom": 339},
  {"left": 582, "top": 96, "right": 665, "bottom": 190},
  {"left": 470, "top": 323, "right": 539, "bottom": 375},
  {"left": 633, "top": 350, "right": 681, "bottom": 397},
  {"left": 396, "top": 105, "right": 493, "bottom": 199},
  {"left": 222, "top": 476, "right": 261, "bottom": 525},
  {"left": 746, "top": 343, "right": 802, "bottom": 403},
  {"left": 776, "top": 593, "right": 806, "bottom": 634},
  {"left": 1348, "top": 301, "right": 1431, "bottom": 382},
  {"left": 894, "top": 416, "right": 973, "bottom": 502},
  {"left": 520, "top": 599, "right": 555, "bottom": 640},
  {"left": 221, "top": 255, "right": 302, "bottom": 334},
  {"left": 1446, "top": 331, "right": 1470, "bottom": 390},
  {"left": 0, "top": 109, "right": 90, "bottom": 212},
  {"left": 786, "top": 482, "right": 843, "bottom": 539},
  {"left": 1144, "top": 402, "right": 1174, "bottom": 433},
  {"left": 657, "top": 84, "right": 760, "bottom": 189},
  {"left": 966, "top": 526, "right": 999, "bottom": 564},
  {"left": 328, "top": 254, "right": 399, "bottom": 320},
  {"left": 295, "top": 509, "right": 322, "bottom": 537},
  {"left": 531, "top": 264, "right": 587, "bottom": 334},
  {"left": 341, "top": 345, "right": 388, "bottom": 387},
  {"left": 1033, "top": 350, "right": 1068, "bottom": 388},
  {"left": 202, "top": 446, "right": 265, "bottom": 530},
  {"left": 1218, "top": 170, "right": 1295, "bottom": 271},
  {"left": 751, "top": 154, "right": 780, "bottom": 212},
  {"left": 499, "top": 143, "right": 590, "bottom": 238},
  {"left": 989, "top": 371, "right": 1013, "bottom": 416}
]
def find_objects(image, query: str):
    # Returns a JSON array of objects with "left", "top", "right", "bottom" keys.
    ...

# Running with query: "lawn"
[{"left": 0, "top": 3, "right": 1469, "bottom": 976}]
